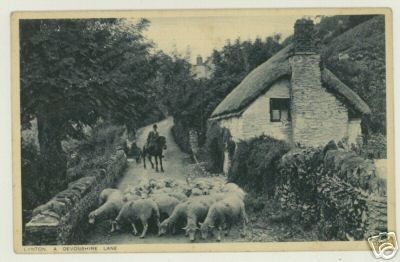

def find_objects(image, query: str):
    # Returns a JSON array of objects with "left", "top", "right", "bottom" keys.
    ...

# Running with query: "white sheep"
[
  {"left": 159, "top": 201, "right": 189, "bottom": 236},
  {"left": 183, "top": 195, "right": 217, "bottom": 242},
  {"left": 122, "top": 192, "right": 144, "bottom": 202},
  {"left": 150, "top": 194, "right": 180, "bottom": 218},
  {"left": 221, "top": 183, "right": 246, "bottom": 200},
  {"left": 88, "top": 188, "right": 123, "bottom": 232},
  {"left": 200, "top": 195, "right": 249, "bottom": 242},
  {"left": 168, "top": 192, "right": 188, "bottom": 202},
  {"left": 135, "top": 177, "right": 151, "bottom": 194},
  {"left": 112, "top": 198, "right": 160, "bottom": 238},
  {"left": 190, "top": 188, "right": 203, "bottom": 197}
]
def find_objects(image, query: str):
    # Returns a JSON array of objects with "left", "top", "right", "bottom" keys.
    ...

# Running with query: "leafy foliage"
[
  {"left": 20, "top": 18, "right": 159, "bottom": 134},
  {"left": 228, "top": 135, "right": 290, "bottom": 194},
  {"left": 21, "top": 121, "right": 127, "bottom": 225},
  {"left": 20, "top": 18, "right": 163, "bottom": 198},
  {"left": 275, "top": 142, "right": 384, "bottom": 240},
  {"left": 202, "top": 121, "right": 235, "bottom": 173}
]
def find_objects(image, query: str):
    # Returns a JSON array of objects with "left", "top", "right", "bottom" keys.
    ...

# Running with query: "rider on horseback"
[{"left": 146, "top": 124, "right": 159, "bottom": 151}]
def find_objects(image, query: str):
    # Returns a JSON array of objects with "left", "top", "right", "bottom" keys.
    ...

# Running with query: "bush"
[
  {"left": 21, "top": 138, "right": 48, "bottom": 226},
  {"left": 22, "top": 121, "right": 127, "bottom": 225},
  {"left": 352, "top": 132, "right": 387, "bottom": 159},
  {"left": 275, "top": 141, "right": 384, "bottom": 240},
  {"left": 275, "top": 147, "right": 324, "bottom": 227},
  {"left": 228, "top": 135, "right": 290, "bottom": 195},
  {"left": 324, "top": 149, "right": 379, "bottom": 192},
  {"left": 171, "top": 120, "right": 191, "bottom": 153},
  {"left": 204, "top": 121, "right": 233, "bottom": 173},
  {"left": 65, "top": 122, "right": 127, "bottom": 181},
  {"left": 317, "top": 175, "right": 368, "bottom": 240}
]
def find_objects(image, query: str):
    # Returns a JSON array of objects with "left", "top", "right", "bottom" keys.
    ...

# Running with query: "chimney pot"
[
  {"left": 293, "top": 19, "right": 317, "bottom": 54},
  {"left": 196, "top": 55, "right": 203, "bottom": 65}
]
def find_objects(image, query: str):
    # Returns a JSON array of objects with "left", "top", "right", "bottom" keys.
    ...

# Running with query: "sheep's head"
[
  {"left": 159, "top": 219, "right": 170, "bottom": 236},
  {"left": 183, "top": 225, "right": 199, "bottom": 242},
  {"left": 88, "top": 211, "right": 96, "bottom": 224},
  {"left": 190, "top": 188, "right": 202, "bottom": 197},
  {"left": 199, "top": 222, "right": 213, "bottom": 240}
]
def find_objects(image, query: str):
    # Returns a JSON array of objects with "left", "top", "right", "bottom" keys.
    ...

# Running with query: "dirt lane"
[
  {"left": 117, "top": 117, "right": 191, "bottom": 193},
  {"left": 86, "top": 117, "right": 250, "bottom": 244}
]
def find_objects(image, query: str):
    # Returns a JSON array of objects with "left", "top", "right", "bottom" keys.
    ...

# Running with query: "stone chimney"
[
  {"left": 289, "top": 19, "right": 331, "bottom": 147},
  {"left": 293, "top": 19, "right": 317, "bottom": 54},
  {"left": 196, "top": 55, "right": 203, "bottom": 65}
]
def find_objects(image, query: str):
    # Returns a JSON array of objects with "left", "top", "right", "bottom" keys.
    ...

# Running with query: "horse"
[
  {"left": 142, "top": 136, "right": 167, "bottom": 172},
  {"left": 123, "top": 140, "right": 142, "bottom": 164}
]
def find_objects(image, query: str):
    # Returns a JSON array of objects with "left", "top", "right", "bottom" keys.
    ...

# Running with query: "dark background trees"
[{"left": 20, "top": 18, "right": 163, "bottom": 199}]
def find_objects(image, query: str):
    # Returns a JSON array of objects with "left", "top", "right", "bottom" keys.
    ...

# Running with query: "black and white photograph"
[{"left": 11, "top": 8, "right": 395, "bottom": 253}]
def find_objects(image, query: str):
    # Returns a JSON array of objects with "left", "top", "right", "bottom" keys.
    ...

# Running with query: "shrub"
[
  {"left": 204, "top": 121, "right": 232, "bottom": 173},
  {"left": 324, "top": 149, "right": 379, "bottom": 192},
  {"left": 275, "top": 141, "right": 384, "bottom": 240},
  {"left": 229, "top": 135, "right": 290, "bottom": 195},
  {"left": 317, "top": 175, "right": 369, "bottom": 240},
  {"left": 352, "top": 132, "right": 387, "bottom": 159},
  {"left": 275, "top": 147, "right": 324, "bottom": 227},
  {"left": 171, "top": 120, "right": 191, "bottom": 153},
  {"left": 65, "top": 122, "right": 127, "bottom": 181},
  {"left": 21, "top": 138, "right": 48, "bottom": 226}
]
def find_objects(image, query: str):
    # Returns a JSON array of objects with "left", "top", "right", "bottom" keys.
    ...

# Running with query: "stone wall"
[
  {"left": 24, "top": 150, "right": 127, "bottom": 245},
  {"left": 289, "top": 54, "right": 349, "bottom": 147},
  {"left": 366, "top": 194, "right": 388, "bottom": 237},
  {"left": 189, "top": 129, "right": 199, "bottom": 162}
]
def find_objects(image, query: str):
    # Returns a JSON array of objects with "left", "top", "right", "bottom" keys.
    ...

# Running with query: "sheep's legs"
[
  {"left": 156, "top": 220, "right": 161, "bottom": 235},
  {"left": 240, "top": 208, "right": 249, "bottom": 237},
  {"left": 131, "top": 223, "right": 138, "bottom": 235},
  {"left": 110, "top": 221, "right": 116, "bottom": 233},
  {"left": 225, "top": 223, "right": 232, "bottom": 236},
  {"left": 140, "top": 221, "right": 148, "bottom": 238},
  {"left": 216, "top": 226, "right": 222, "bottom": 242}
]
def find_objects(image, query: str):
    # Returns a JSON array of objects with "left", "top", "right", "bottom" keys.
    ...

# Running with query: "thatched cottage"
[{"left": 209, "top": 19, "right": 371, "bottom": 149}]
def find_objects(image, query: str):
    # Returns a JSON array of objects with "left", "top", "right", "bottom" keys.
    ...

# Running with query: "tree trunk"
[{"left": 36, "top": 111, "right": 67, "bottom": 195}]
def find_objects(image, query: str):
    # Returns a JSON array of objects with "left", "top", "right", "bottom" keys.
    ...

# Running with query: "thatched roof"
[
  {"left": 321, "top": 68, "right": 371, "bottom": 115},
  {"left": 211, "top": 45, "right": 292, "bottom": 118},
  {"left": 210, "top": 44, "right": 371, "bottom": 119}
]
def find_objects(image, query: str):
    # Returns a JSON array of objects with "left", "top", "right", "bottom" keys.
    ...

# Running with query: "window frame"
[{"left": 269, "top": 98, "right": 291, "bottom": 122}]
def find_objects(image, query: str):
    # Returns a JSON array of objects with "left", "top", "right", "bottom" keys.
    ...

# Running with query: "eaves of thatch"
[{"left": 210, "top": 44, "right": 371, "bottom": 119}]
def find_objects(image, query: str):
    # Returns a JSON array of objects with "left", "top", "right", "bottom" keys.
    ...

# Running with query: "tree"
[
  {"left": 20, "top": 18, "right": 156, "bottom": 193},
  {"left": 170, "top": 35, "right": 284, "bottom": 150}
]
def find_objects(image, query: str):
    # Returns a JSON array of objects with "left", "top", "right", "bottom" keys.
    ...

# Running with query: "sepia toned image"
[{"left": 11, "top": 8, "right": 395, "bottom": 253}]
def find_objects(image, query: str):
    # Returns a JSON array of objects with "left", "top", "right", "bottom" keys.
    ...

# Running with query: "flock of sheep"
[{"left": 88, "top": 177, "right": 248, "bottom": 242}]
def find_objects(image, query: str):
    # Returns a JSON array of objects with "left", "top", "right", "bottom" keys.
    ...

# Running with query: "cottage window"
[{"left": 270, "top": 98, "right": 290, "bottom": 122}]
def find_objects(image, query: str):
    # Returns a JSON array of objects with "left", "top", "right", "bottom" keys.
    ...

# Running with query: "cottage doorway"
[{"left": 209, "top": 137, "right": 224, "bottom": 173}]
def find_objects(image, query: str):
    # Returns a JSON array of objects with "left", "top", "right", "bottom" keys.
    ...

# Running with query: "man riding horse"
[
  {"left": 146, "top": 124, "right": 160, "bottom": 151},
  {"left": 143, "top": 124, "right": 167, "bottom": 172}
]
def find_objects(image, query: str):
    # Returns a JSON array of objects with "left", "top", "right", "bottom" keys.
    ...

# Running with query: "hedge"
[
  {"left": 228, "top": 135, "right": 290, "bottom": 195},
  {"left": 275, "top": 141, "right": 386, "bottom": 240}
]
